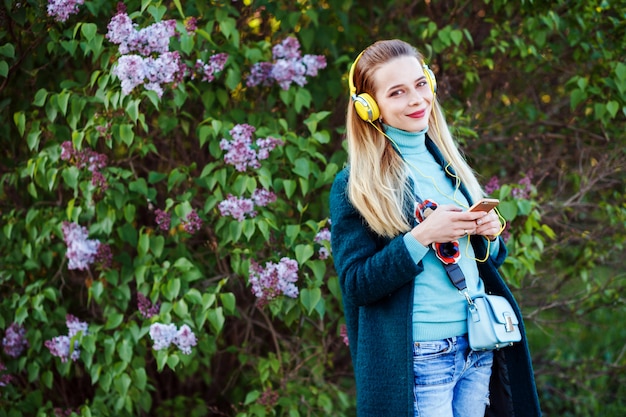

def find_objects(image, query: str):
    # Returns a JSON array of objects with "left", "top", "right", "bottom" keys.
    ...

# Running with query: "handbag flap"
[{"left": 485, "top": 295, "right": 519, "bottom": 325}]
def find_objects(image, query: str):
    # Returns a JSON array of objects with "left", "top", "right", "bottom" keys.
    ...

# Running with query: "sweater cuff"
[
  {"left": 403, "top": 233, "right": 429, "bottom": 264},
  {"left": 487, "top": 236, "right": 500, "bottom": 256}
]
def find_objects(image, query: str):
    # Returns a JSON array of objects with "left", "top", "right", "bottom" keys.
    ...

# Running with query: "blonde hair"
[{"left": 346, "top": 39, "right": 484, "bottom": 238}]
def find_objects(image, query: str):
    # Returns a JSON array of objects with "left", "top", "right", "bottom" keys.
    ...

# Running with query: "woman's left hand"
[{"left": 473, "top": 210, "right": 501, "bottom": 240}]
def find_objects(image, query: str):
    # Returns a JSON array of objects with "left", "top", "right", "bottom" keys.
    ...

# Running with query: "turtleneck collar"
[{"left": 383, "top": 124, "right": 429, "bottom": 155}]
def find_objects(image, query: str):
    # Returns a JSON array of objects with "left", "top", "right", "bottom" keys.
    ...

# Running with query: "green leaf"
[
  {"left": 207, "top": 307, "right": 225, "bottom": 334},
  {"left": 119, "top": 124, "right": 135, "bottom": 145},
  {"left": 117, "top": 339, "right": 133, "bottom": 363},
  {"left": 300, "top": 287, "right": 321, "bottom": 315},
  {"left": 173, "top": 0, "right": 185, "bottom": 17},
  {"left": 0, "top": 43, "right": 15, "bottom": 58},
  {"left": 114, "top": 373, "right": 132, "bottom": 397},
  {"left": 606, "top": 100, "right": 619, "bottom": 118},
  {"left": 81, "top": 23, "right": 98, "bottom": 41},
  {"left": 33, "top": 89, "right": 48, "bottom": 107},
  {"left": 292, "top": 158, "right": 310, "bottom": 178},
  {"left": 220, "top": 292, "right": 236, "bottom": 314},
  {"left": 164, "top": 278, "right": 181, "bottom": 301},
  {"left": 295, "top": 244, "right": 314, "bottom": 265},
  {"left": 0, "top": 61, "right": 8, "bottom": 78},
  {"left": 104, "top": 313, "right": 124, "bottom": 330},
  {"left": 13, "top": 111, "right": 25, "bottom": 137}
]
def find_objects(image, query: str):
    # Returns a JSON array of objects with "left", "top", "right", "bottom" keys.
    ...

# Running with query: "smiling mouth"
[{"left": 408, "top": 110, "right": 425, "bottom": 118}]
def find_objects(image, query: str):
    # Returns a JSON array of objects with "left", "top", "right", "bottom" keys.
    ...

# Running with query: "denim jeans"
[{"left": 413, "top": 335, "right": 493, "bottom": 417}]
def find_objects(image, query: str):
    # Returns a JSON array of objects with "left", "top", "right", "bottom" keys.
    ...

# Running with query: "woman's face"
[{"left": 372, "top": 55, "right": 434, "bottom": 132}]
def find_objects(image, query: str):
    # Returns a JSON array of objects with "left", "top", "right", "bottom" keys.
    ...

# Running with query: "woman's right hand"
[{"left": 410, "top": 204, "right": 488, "bottom": 246}]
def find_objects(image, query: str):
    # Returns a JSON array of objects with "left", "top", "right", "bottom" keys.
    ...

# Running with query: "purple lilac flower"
[
  {"left": 272, "top": 58, "right": 307, "bottom": 90},
  {"left": 314, "top": 228, "right": 331, "bottom": 244},
  {"left": 149, "top": 323, "right": 178, "bottom": 351},
  {"left": 61, "top": 221, "right": 101, "bottom": 271},
  {"left": 249, "top": 257, "right": 299, "bottom": 304},
  {"left": 112, "top": 52, "right": 182, "bottom": 97},
  {"left": 45, "top": 315, "right": 88, "bottom": 362},
  {"left": 45, "top": 336, "right": 73, "bottom": 362},
  {"left": 272, "top": 37, "right": 302, "bottom": 60},
  {"left": 256, "top": 136, "right": 283, "bottom": 160},
  {"left": 3, "top": 323, "right": 28, "bottom": 358},
  {"left": 218, "top": 195, "right": 256, "bottom": 221},
  {"left": 484, "top": 176, "right": 500, "bottom": 195},
  {"left": 95, "top": 243, "right": 113, "bottom": 268},
  {"left": 302, "top": 55, "right": 327, "bottom": 77},
  {"left": 182, "top": 209, "right": 203, "bottom": 234},
  {"left": 314, "top": 227, "right": 332, "bottom": 260},
  {"left": 60, "top": 141, "right": 108, "bottom": 190},
  {"left": 220, "top": 124, "right": 260, "bottom": 171},
  {"left": 340, "top": 324, "right": 349, "bottom": 346},
  {"left": 184, "top": 17, "right": 198, "bottom": 34},
  {"left": 318, "top": 247, "right": 330, "bottom": 260},
  {"left": 251, "top": 188, "right": 277, "bottom": 207},
  {"left": 220, "top": 124, "right": 283, "bottom": 171},
  {"left": 246, "top": 37, "right": 327, "bottom": 90},
  {"left": 66, "top": 314, "right": 88, "bottom": 338},
  {"left": 512, "top": 175, "right": 533, "bottom": 199},
  {"left": 60, "top": 141, "right": 73, "bottom": 160},
  {"left": 106, "top": 11, "right": 176, "bottom": 56},
  {"left": 195, "top": 53, "right": 228, "bottom": 82},
  {"left": 174, "top": 324, "right": 197, "bottom": 354},
  {"left": 47, "top": 0, "right": 84, "bottom": 22},
  {"left": 138, "top": 293, "right": 160, "bottom": 319},
  {"left": 0, "top": 362, "right": 12, "bottom": 387},
  {"left": 155, "top": 209, "right": 171, "bottom": 231},
  {"left": 258, "top": 388, "right": 280, "bottom": 408},
  {"left": 246, "top": 62, "right": 274, "bottom": 87},
  {"left": 219, "top": 188, "right": 276, "bottom": 221}
]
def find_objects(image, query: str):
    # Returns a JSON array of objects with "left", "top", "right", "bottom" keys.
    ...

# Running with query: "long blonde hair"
[{"left": 346, "top": 39, "right": 484, "bottom": 238}]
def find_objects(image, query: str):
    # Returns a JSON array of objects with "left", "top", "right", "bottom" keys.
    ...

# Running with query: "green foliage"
[{"left": 0, "top": 0, "right": 625, "bottom": 416}]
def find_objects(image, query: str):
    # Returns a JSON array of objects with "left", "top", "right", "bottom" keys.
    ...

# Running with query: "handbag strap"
[{"left": 442, "top": 259, "right": 474, "bottom": 306}]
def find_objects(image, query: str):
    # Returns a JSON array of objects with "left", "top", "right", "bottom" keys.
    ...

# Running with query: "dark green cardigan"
[{"left": 329, "top": 138, "right": 541, "bottom": 417}]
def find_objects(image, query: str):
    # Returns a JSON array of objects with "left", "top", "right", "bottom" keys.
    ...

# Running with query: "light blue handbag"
[
  {"left": 466, "top": 293, "right": 521, "bottom": 350},
  {"left": 441, "top": 256, "right": 521, "bottom": 351}
]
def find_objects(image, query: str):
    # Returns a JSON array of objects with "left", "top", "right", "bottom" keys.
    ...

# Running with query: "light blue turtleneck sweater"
[{"left": 383, "top": 124, "right": 498, "bottom": 342}]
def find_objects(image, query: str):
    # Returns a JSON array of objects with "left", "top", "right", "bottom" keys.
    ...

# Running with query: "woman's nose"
[{"left": 408, "top": 88, "right": 425, "bottom": 105}]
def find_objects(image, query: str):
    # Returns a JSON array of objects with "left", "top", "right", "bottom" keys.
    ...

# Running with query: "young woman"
[{"left": 329, "top": 39, "right": 541, "bottom": 417}]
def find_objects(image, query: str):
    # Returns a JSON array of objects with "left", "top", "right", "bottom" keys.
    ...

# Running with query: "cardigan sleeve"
[{"left": 329, "top": 169, "right": 423, "bottom": 307}]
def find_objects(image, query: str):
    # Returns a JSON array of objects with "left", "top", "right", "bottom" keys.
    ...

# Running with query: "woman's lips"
[{"left": 408, "top": 110, "right": 425, "bottom": 118}]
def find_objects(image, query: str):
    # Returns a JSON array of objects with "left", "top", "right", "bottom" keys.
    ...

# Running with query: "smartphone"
[{"left": 469, "top": 198, "right": 500, "bottom": 212}]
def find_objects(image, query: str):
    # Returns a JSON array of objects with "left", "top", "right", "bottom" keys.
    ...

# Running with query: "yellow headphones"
[{"left": 348, "top": 50, "right": 437, "bottom": 122}]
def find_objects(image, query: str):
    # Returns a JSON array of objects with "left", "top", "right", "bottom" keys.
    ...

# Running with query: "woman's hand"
[
  {"left": 473, "top": 209, "right": 502, "bottom": 241},
  {"left": 410, "top": 204, "right": 499, "bottom": 246}
]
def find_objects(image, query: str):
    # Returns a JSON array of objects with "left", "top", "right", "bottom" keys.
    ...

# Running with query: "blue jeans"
[{"left": 413, "top": 335, "right": 493, "bottom": 417}]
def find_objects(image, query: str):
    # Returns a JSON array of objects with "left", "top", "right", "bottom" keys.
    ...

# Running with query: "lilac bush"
[{"left": 1, "top": 2, "right": 346, "bottom": 415}]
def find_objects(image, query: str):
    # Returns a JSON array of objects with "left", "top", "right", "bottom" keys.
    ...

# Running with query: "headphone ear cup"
[{"left": 353, "top": 93, "right": 380, "bottom": 122}]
